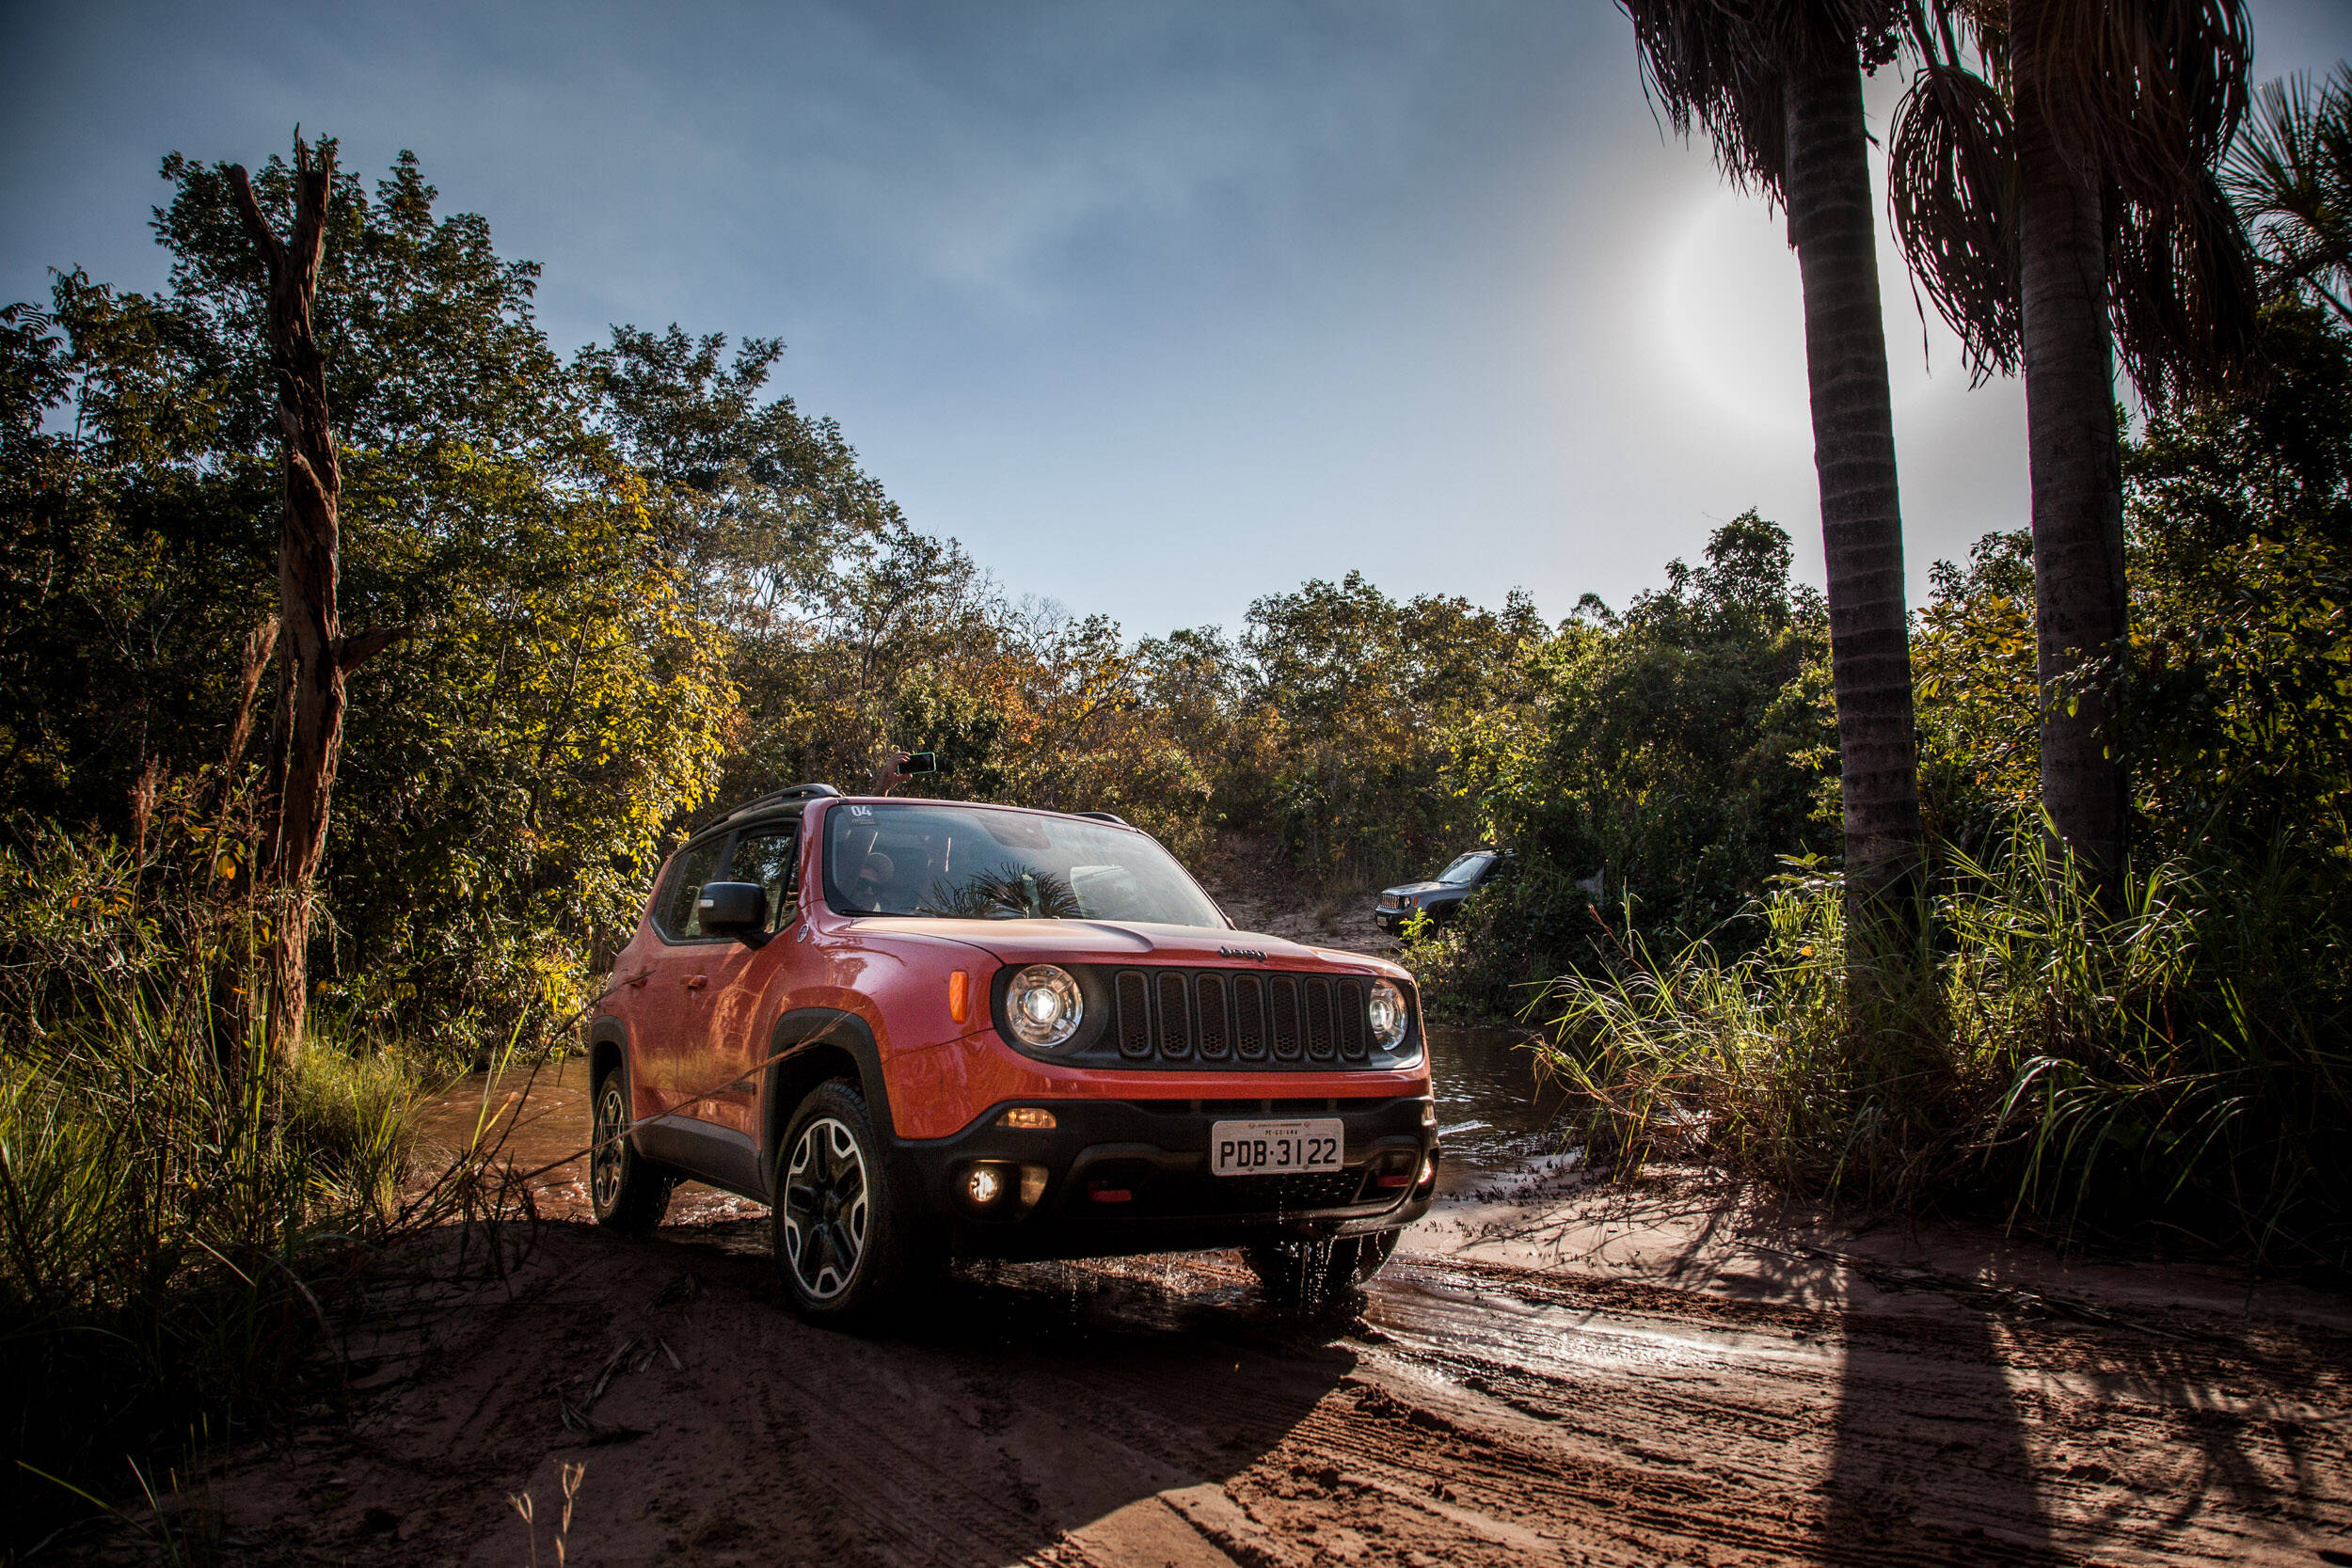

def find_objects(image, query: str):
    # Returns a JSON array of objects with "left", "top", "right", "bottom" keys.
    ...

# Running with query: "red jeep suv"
[{"left": 587, "top": 784, "right": 1438, "bottom": 1320}]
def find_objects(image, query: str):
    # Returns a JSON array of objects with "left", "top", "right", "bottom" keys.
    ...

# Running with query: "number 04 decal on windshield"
[{"left": 1210, "top": 1117, "right": 1344, "bottom": 1176}]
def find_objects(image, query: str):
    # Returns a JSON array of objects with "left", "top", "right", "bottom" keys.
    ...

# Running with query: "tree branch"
[{"left": 336, "top": 626, "right": 413, "bottom": 673}]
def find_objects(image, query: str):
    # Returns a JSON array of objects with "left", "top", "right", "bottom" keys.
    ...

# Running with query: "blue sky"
[{"left": 7, "top": 0, "right": 2347, "bottom": 635}]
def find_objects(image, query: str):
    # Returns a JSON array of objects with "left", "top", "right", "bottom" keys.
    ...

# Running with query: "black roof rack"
[
  {"left": 1070, "top": 810, "right": 1131, "bottom": 827},
  {"left": 717, "top": 783, "right": 842, "bottom": 824}
]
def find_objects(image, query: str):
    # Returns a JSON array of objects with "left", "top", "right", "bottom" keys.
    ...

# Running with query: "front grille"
[{"left": 1104, "top": 967, "right": 1386, "bottom": 1069}]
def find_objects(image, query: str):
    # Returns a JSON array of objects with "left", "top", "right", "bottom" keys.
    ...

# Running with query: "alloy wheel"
[
  {"left": 781, "top": 1117, "right": 868, "bottom": 1300},
  {"left": 592, "top": 1080, "right": 628, "bottom": 1211}
]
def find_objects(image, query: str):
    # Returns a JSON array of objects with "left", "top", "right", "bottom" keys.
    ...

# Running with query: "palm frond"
[
  {"left": 1889, "top": 60, "right": 2023, "bottom": 382},
  {"left": 1621, "top": 0, "right": 1790, "bottom": 197},
  {"left": 2027, "top": 0, "right": 2251, "bottom": 205},
  {"left": 2220, "top": 66, "right": 2352, "bottom": 322},
  {"left": 2107, "top": 168, "right": 2263, "bottom": 404},
  {"left": 1619, "top": 1, "right": 1909, "bottom": 201}
]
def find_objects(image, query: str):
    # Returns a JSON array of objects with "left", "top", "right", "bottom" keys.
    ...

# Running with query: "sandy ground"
[{"left": 139, "top": 1159, "right": 2351, "bottom": 1568}]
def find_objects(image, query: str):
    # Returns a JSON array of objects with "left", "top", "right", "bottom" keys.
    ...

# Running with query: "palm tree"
[
  {"left": 2222, "top": 64, "right": 2352, "bottom": 324},
  {"left": 1888, "top": 0, "right": 2259, "bottom": 895},
  {"left": 1620, "top": 1, "right": 1927, "bottom": 965}
]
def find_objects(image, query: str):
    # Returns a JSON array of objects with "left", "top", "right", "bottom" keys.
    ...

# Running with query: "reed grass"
[
  {"left": 0, "top": 810, "right": 449, "bottom": 1555},
  {"left": 1537, "top": 826, "right": 2352, "bottom": 1265}
]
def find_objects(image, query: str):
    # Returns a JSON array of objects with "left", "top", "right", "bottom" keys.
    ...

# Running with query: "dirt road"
[{"left": 195, "top": 1142, "right": 2349, "bottom": 1567}]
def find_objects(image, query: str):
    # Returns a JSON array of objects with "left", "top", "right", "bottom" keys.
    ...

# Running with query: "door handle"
[{"left": 682, "top": 974, "right": 707, "bottom": 990}]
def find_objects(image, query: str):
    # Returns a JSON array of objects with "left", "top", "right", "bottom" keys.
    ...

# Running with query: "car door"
[
  {"left": 631, "top": 834, "right": 730, "bottom": 1117},
  {"left": 695, "top": 822, "right": 808, "bottom": 1142}
]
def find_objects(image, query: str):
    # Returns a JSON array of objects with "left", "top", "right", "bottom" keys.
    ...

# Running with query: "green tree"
[
  {"left": 1915, "top": 302, "right": 2352, "bottom": 870},
  {"left": 1461, "top": 513, "right": 1836, "bottom": 943},
  {"left": 1239, "top": 572, "right": 1541, "bottom": 881},
  {"left": 2, "top": 147, "right": 739, "bottom": 1039}
]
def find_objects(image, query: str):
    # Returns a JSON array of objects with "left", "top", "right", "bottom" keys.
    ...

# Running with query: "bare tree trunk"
[
  {"left": 1782, "top": 48, "right": 1928, "bottom": 975},
  {"left": 2013, "top": 3, "right": 2130, "bottom": 899},
  {"left": 228, "top": 138, "right": 379, "bottom": 1061}
]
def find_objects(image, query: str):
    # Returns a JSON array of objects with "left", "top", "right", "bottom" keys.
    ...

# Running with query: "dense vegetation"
[
  {"left": 5, "top": 74, "right": 2350, "bottom": 1541},
  {"left": 1525, "top": 298, "right": 2349, "bottom": 1263}
]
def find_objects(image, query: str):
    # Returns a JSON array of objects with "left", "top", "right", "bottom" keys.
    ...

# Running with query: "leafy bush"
[{"left": 1400, "top": 859, "right": 1603, "bottom": 1022}]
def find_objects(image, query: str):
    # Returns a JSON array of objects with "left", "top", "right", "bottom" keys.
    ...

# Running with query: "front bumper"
[{"left": 895, "top": 1094, "right": 1439, "bottom": 1260}]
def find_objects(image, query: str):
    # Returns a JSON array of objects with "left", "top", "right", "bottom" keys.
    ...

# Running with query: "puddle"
[
  {"left": 1424, "top": 1024, "right": 1575, "bottom": 1193},
  {"left": 410, "top": 1057, "right": 757, "bottom": 1224},
  {"left": 412, "top": 1022, "right": 1568, "bottom": 1218}
]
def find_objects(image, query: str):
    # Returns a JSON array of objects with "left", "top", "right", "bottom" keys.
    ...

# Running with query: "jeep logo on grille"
[{"left": 1216, "top": 945, "right": 1268, "bottom": 961}]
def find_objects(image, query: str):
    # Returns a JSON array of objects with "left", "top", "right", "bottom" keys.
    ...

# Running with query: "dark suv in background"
[{"left": 1373, "top": 848, "right": 1512, "bottom": 935}]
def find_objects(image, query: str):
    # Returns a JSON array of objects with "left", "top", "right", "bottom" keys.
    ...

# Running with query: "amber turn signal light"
[
  {"left": 995, "top": 1106, "right": 1057, "bottom": 1130},
  {"left": 947, "top": 970, "right": 970, "bottom": 1023}
]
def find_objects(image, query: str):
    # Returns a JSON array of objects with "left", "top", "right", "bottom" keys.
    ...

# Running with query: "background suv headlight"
[
  {"left": 1368, "top": 979, "right": 1408, "bottom": 1049},
  {"left": 1005, "top": 964, "right": 1083, "bottom": 1048}
]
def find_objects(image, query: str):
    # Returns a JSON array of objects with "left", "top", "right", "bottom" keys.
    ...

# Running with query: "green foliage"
[
  {"left": 1238, "top": 572, "right": 1544, "bottom": 885},
  {"left": 4, "top": 149, "right": 748, "bottom": 1048},
  {"left": 1399, "top": 856, "right": 1602, "bottom": 1020},
  {"left": 1914, "top": 530, "right": 2040, "bottom": 854},
  {"left": 1540, "top": 831, "right": 2350, "bottom": 1260},
  {"left": 0, "top": 817, "right": 424, "bottom": 1549},
  {"left": 2122, "top": 300, "right": 2352, "bottom": 862},
  {"left": 1919, "top": 302, "right": 2352, "bottom": 875},
  {"left": 1430, "top": 513, "right": 1838, "bottom": 1009},
  {"left": 1582, "top": 306, "right": 2352, "bottom": 1257}
]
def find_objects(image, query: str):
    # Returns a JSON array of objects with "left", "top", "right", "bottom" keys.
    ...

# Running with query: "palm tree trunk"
[
  {"left": 1781, "top": 47, "right": 1927, "bottom": 961},
  {"left": 2013, "top": 2, "right": 2130, "bottom": 895}
]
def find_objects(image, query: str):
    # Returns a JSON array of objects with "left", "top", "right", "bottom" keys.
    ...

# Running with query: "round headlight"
[
  {"left": 1367, "top": 979, "right": 1408, "bottom": 1050},
  {"left": 1006, "top": 964, "right": 1083, "bottom": 1049}
]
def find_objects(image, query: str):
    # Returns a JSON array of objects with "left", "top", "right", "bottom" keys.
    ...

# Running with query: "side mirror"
[{"left": 696, "top": 881, "right": 768, "bottom": 938}]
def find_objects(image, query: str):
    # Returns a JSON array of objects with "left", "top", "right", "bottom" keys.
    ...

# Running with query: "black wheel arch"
[
  {"left": 587, "top": 1014, "right": 629, "bottom": 1095},
  {"left": 760, "top": 1008, "right": 898, "bottom": 1190}
]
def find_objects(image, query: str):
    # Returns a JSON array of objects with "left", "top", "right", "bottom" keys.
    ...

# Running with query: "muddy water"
[
  {"left": 412, "top": 1022, "right": 1567, "bottom": 1218},
  {"left": 1422, "top": 1023, "right": 1574, "bottom": 1192},
  {"left": 410, "top": 1056, "right": 760, "bottom": 1225}
]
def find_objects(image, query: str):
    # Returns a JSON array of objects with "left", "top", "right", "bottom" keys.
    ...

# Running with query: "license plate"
[{"left": 1211, "top": 1118, "right": 1343, "bottom": 1176}]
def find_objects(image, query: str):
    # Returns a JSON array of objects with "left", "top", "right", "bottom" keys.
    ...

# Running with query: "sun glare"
[{"left": 1659, "top": 190, "right": 1809, "bottom": 434}]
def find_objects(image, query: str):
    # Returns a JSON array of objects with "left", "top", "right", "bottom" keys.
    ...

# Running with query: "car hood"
[
  {"left": 1382, "top": 880, "right": 1455, "bottom": 898},
  {"left": 837, "top": 916, "right": 1406, "bottom": 976}
]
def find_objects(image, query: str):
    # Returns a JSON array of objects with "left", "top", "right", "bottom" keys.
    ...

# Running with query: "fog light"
[
  {"left": 967, "top": 1165, "right": 1005, "bottom": 1205},
  {"left": 996, "top": 1106, "right": 1057, "bottom": 1129}
]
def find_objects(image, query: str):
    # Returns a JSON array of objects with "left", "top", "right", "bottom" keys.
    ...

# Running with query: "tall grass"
[
  {"left": 1539, "top": 829, "right": 2352, "bottom": 1264},
  {"left": 0, "top": 811, "right": 427, "bottom": 1553}
]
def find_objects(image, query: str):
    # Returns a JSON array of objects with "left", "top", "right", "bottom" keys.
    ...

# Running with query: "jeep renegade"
[{"left": 587, "top": 784, "right": 1438, "bottom": 1321}]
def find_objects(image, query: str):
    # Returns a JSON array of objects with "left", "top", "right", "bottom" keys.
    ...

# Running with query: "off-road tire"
[
  {"left": 589, "top": 1069, "right": 673, "bottom": 1233},
  {"left": 1247, "top": 1227, "right": 1400, "bottom": 1313},
  {"left": 771, "top": 1080, "right": 920, "bottom": 1324}
]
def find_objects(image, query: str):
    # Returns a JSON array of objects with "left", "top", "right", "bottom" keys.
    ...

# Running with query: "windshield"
[
  {"left": 822, "top": 802, "right": 1226, "bottom": 927},
  {"left": 1436, "top": 852, "right": 1493, "bottom": 886}
]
